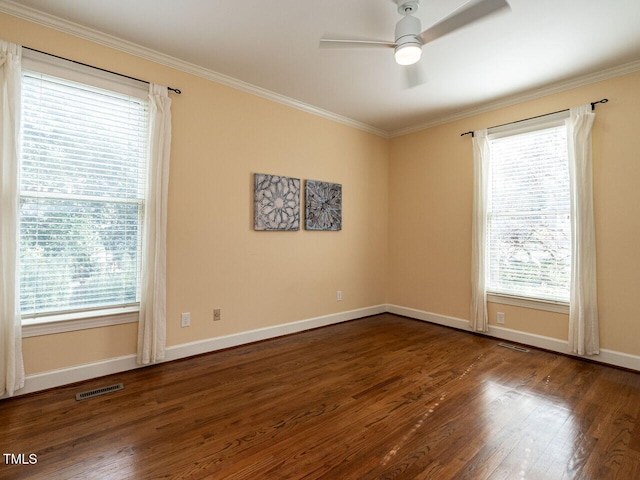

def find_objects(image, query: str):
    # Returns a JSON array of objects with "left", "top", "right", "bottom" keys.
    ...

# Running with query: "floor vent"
[
  {"left": 75, "top": 383, "right": 124, "bottom": 401},
  {"left": 497, "top": 342, "right": 530, "bottom": 353}
]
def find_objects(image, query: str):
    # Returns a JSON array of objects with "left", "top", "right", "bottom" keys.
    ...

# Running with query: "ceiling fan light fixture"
[
  {"left": 394, "top": 11, "right": 422, "bottom": 66},
  {"left": 394, "top": 44, "right": 422, "bottom": 65}
]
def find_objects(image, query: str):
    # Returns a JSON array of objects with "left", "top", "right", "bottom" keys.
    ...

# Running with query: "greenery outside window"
[
  {"left": 19, "top": 53, "right": 149, "bottom": 329},
  {"left": 486, "top": 113, "right": 571, "bottom": 307}
]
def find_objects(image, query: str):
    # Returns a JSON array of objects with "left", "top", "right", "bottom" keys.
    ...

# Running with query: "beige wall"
[
  {"left": 0, "top": 13, "right": 389, "bottom": 375},
  {"left": 3, "top": 11, "right": 639, "bottom": 377},
  {"left": 389, "top": 70, "right": 640, "bottom": 357}
]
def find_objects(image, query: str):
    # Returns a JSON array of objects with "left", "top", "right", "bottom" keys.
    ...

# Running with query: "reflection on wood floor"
[{"left": 1, "top": 313, "right": 639, "bottom": 479}]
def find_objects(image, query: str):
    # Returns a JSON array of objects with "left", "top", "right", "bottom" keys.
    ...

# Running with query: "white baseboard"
[
  {"left": 6, "top": 302, "right": 638, "bottom": 400},
  {"left": 5, "top": 305, "right": 386, "bottom": 399},
  {"left": 13, "top": 353, "right": 140, "bottom": 399},
  {"left": 164, "top": 304, "right": 386, "bottom": 361},
  {"left": 387, "top": 305, "right": 471, "bottom": 330},
  {"left": 387, "top": 304, "right": 640, "bottom": 372}
]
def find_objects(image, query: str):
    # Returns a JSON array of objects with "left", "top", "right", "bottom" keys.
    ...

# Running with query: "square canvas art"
[
  {"left": 305, "top": 180, "right": 342, "bottom": 231},
  {"left": 254, "top": 173, "right": 301, "bottom": 231}
]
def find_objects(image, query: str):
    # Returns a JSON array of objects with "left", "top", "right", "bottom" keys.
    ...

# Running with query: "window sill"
[
  {"left": 22, "top": 306, "right": 139, "bottom": 338},
  {"left": 487, "top": 293, "right": 569, "bottom": 314}
]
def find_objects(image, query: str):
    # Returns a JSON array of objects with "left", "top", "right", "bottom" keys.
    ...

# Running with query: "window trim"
[
  {"left": 22, "top": 49, "right": 148, "bottom": 100},
  {"left": 487, "top": 292, "right": 569, "bottom": 314},
  {"left": 21, "top": 306, "right": 139, "bottom": 338},
  {"left": 487, "top": 110, "right": 569, "bottom": 139},
  {"left": 18, "top": 49, "right": 149, "bottom": 334},
  {"left": 485, "top": 111, "right": 572, "bottom": 307}
]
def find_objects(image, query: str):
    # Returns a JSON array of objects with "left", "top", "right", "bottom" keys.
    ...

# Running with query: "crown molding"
[
  {"left": 390, "top": 59, "right": 640, "bottom": 137},
  {"left": 0, "top": 0, "right": 389, "bottom": 138}
]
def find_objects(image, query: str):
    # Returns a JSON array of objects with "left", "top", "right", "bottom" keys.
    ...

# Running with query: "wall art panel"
[
  {"left": 254, "top": 173, "right": 301, "bottom": 231},
  {"left": 305, "top": 180, "right": 342, "bottom": 231}
]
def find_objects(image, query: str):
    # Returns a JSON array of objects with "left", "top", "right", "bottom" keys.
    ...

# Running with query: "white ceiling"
[{"left": 3, "top": 0, "right": 640, "bottom": 136}]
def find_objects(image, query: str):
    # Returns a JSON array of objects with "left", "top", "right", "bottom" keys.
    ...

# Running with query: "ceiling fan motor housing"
[
  {"left": 394, "top": 0, "right": 422, "bottom": 45},
  {"left": 394, "top": 11, "right": 423, "bottom": 65},
  {"left": 395, "top": 13, "right": 422, "bottom": 44}
]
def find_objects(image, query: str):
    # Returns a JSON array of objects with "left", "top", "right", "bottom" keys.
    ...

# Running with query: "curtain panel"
[
  {"left": 137, "top": 84, "right": 172, "bottom": 365},
  {"left": 470, "top": 129, "right": 490, "bottom": 332},
  {"left": 566, "top": 105, "right": 599, "bottom": 355},
  {"left": 0, "top": 40, "right": 25, "bottom": 396}
]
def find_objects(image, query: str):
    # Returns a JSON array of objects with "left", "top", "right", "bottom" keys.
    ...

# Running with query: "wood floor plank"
[{"left": 1, "top": 314, "right": 640, "bottom": 479}]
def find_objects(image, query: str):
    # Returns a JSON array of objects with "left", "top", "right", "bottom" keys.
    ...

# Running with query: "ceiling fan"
[{"left": 320, "top": 0, "right": 510, "bottom": 67}]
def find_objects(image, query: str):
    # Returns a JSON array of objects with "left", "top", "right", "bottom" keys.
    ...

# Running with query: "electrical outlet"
[
  {"left": 337, "top": 290, "right": 343, "bottom": 301},
  {"left": 213, "top": 309, "right": 221, "bottom": 321},
  {"left": 181, "top": 312, "right": 191, "bottom": 328},
  {"left": 497, "top": 312, "right": 505, "bottom": 324}
]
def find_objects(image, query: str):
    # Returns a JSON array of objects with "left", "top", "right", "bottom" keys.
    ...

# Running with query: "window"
[
  {"left": 486, "top": 113, "right": 570, "bottom": 304},
  {"left": 19, "top": 54, "right": 149, "bottom": 322}
]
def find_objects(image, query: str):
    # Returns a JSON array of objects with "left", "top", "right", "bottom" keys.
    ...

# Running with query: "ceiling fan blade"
[
  {"left": 417, "top": 0, "right": 510, "bottom": 45},
  {"left": 404, "top": 63, "right": 427, "bottom": 89},
  {"left": 320, "top": 37, "right": 396, "bottom": 48}
]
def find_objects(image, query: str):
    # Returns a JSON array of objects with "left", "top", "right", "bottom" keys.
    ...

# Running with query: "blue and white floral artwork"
[
  {"left": 254, "top": 173, "right": 301, "bottom": 231},
  {"left": 305, "top": 180, "right": 342, "bottom": 231}
]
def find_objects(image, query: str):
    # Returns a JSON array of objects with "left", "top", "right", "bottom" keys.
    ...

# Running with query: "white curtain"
[
  {"left": 566, "top": 105, "right": 599, "bottom": 355},
  {"left": 470, "top": 129, "right": 490, "bottom": 332},
  {"left": 137, "top": 84, "right": 172, "bottom": 365},
  {"left": 0, "top": 40, "right": 25, "bottom": 396}
]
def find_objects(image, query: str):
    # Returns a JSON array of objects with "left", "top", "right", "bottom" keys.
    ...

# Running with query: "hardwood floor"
[{"left": 1, "top": 314, "right": 639, "bottom": 479}]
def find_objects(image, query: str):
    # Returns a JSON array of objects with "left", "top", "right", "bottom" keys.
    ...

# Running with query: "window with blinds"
[
  {"left": 19, "top": 71, "right": 149, "bottom": 317},
  {"left": 487, "top": 118, "right": 571, "bottom": 303}
]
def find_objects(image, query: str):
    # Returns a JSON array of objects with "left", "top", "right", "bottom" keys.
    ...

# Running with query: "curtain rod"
[
  {"left": 460, "top": 98, "right": 608, "bottom": 137},
  {"left": 22, "top": 46, "right": 182, "bottom": 94}
]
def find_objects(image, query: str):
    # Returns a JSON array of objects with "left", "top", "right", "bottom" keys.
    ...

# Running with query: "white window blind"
[
  {"left": 19, "top": 71, "right": 149, "bottom": 317},
  {"left": 487, "top": 120, "right": 571, "bottom": 303}
]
